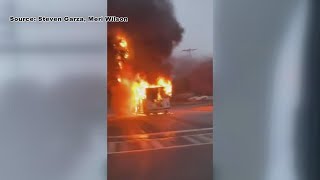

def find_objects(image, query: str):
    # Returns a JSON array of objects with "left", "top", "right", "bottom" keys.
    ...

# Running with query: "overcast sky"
[{"left": 172, "top": 0, "right": 213, "bottom": 58}]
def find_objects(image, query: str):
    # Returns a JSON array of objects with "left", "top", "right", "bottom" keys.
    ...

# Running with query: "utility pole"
[{"left": 182, "top": 48, "right": 197, "bottom": 58}]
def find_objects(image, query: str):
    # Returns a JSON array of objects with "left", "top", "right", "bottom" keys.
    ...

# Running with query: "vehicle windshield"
[{"left": 146, "top": 87, "right": 165, "bottom": 101}]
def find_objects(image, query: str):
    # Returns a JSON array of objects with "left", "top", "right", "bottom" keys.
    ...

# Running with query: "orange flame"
[
  {"left": 113, "top": 35, "right": 172, "bottom": 114},
  {"left": 118, "top": 61, "right": 123, "bottom": 69},
  {"left": 119, "top": 39, "right": 127, "bottom": 48},
  {"left": 130, "top": 75, "right": 172, "bottom": 113}
]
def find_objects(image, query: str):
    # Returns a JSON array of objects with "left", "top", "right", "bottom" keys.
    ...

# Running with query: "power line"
[{"left": 182, "top": 48, "right": 197, "bottom": 58}]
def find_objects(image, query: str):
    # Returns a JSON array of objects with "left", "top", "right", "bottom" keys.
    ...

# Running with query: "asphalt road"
[{"left": 107, "top": 105, "right": 213, "bottom": 180}]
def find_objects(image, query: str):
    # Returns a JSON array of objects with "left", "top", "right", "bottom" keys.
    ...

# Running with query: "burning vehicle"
[
  {"left": 133, "top": 78, "right": 172, "bottom": 115},
  {"left": 107, "top": 0, "right": 184, "bottom": 116},
  {"left": 143, "top": 87, "right": 171, "bottom": 115},
  {"left": 108, "top": 35, "right": 173, "bottom": 115}
]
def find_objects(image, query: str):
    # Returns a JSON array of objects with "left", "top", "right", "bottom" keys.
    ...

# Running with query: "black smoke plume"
[{"left": 107, "top": 0, "right": 184, "bottom": 83}]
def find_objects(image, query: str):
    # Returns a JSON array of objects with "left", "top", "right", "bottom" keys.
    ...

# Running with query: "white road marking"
[
  {"left": 110, "top": 132, "right": 213, "bottom": 143},
  {"left": 108, "top": 142, "right": 212, "bottom": 155},
  {"left": 108, "top": 127, "right": 213, "bottom": 139},
  {"left": 149, "top": 140, "right": 164, "bottom": 149},
  {"left": 108, "top": 133, "right": 213, "bottom": 154},
  {"left": 183, "top": 136, "right": 202, "bottom": 144},
  {"left": 195, "top": 134, "right": 212, "bottom": 143}
]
